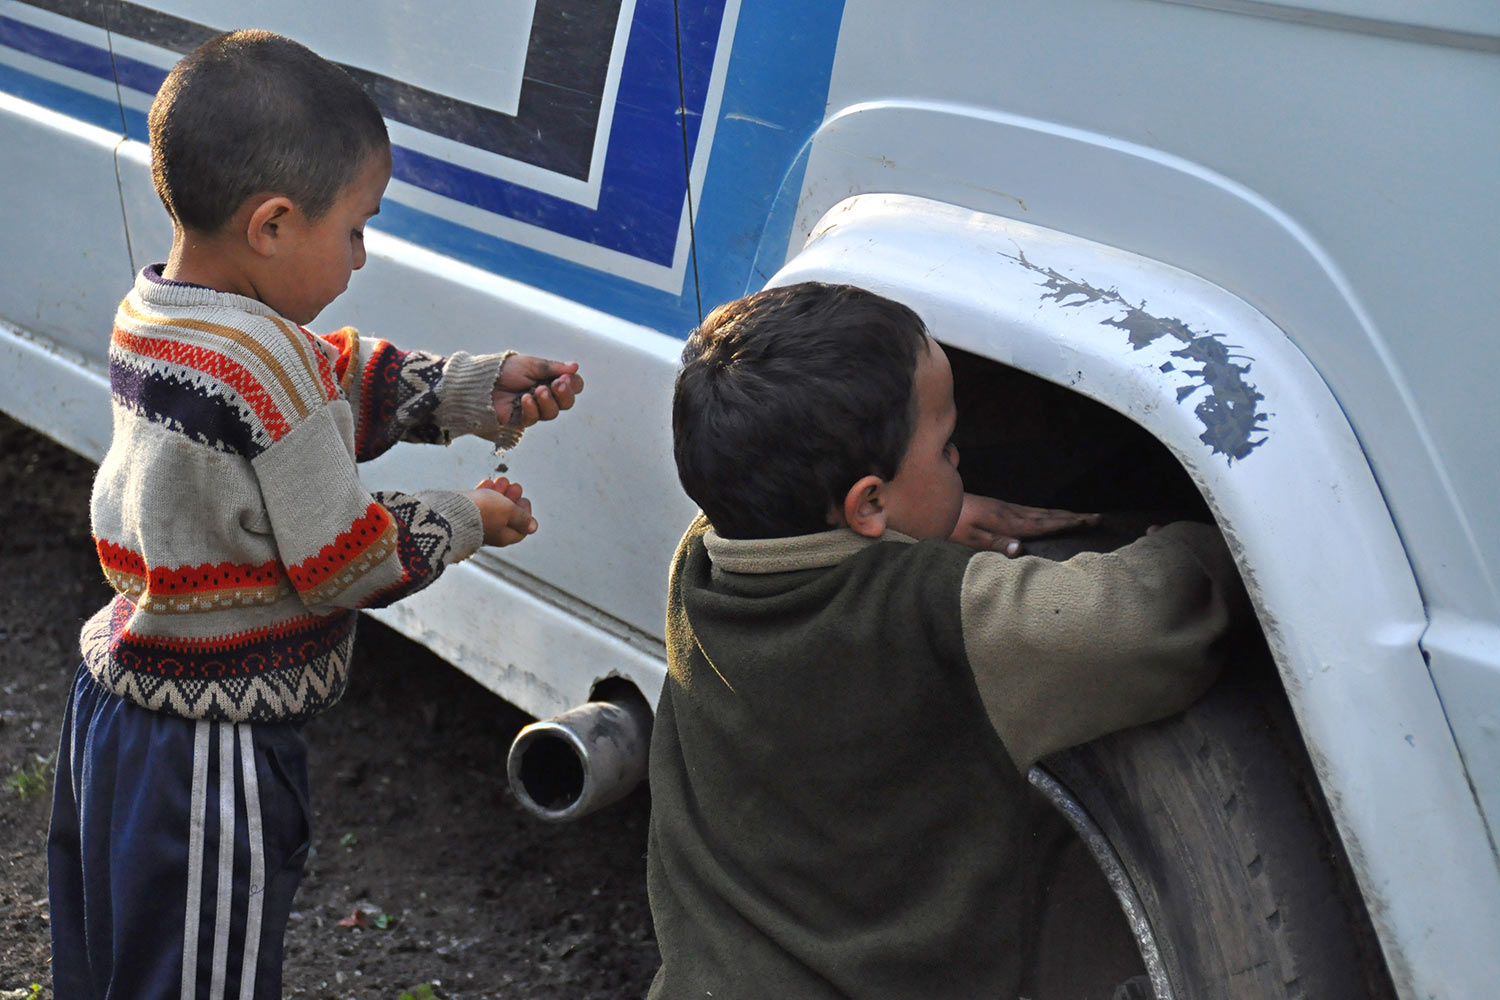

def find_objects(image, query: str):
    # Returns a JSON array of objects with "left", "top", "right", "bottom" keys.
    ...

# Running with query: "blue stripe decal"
[
  {"left": 1, "top": 1, "right": 848, "bottom": 336},
  {"left": 0, "top": 15, "right": 113, "bottom": 79},
  {"left": 110, "top": 46, "right": 166, "bottom": 97},
  {"left": 373, "top": 198, "right": 702, "bottom": 337},
  {"left": 369, "top": 0, "right": 847, "bottom": 334},
  {"left": 3, "top": 4, "right": 699, "bottom": 270},
  {"left": 691, "top": 1, "right": 847, "bottom": 309},
  {"left": 0, "top": 14, "right": 165, "bottom": 97},
  {"left": 0, "top": 59, "right": 120, "bottom": 131}
]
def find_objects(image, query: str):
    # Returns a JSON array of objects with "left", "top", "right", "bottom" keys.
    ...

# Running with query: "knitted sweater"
[{"left": 79, "top": 266, "right": 510, "bottom": 723}]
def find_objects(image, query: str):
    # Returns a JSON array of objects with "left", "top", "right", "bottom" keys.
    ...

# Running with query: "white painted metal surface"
[
  {"left": 770, "top": 193, "right": 1500, "bottom": 1000},
  {"left": 0, "top": 93, "right": 130, "bottom": 359},
  {"left": 147, "top": 0, "right": 537, "bottom": 117},
  {"left": 804, "top": 0, "right": 1500, "bottom": 629}
]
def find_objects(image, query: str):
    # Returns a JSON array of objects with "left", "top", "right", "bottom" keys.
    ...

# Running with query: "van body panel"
[{"left": 769, "top": 192, "right": 1500, "bottom": 998}]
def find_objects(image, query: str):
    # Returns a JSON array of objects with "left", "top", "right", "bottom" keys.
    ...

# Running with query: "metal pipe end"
[{"left": 506, "top": 695, "right": 652, "bottom": 822}]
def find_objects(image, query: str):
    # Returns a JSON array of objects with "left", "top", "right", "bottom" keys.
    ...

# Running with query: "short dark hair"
[
  {"left": 673, "top": 282, "right": 930, "bottom": 539},
  {"left": 148, "top": 30, "right": 389, "bottom": 233}
]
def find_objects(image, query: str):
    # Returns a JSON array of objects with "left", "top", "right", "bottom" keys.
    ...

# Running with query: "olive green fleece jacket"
[{"left": 647, "top": 515, "right": 1247, "bottom": 1000}]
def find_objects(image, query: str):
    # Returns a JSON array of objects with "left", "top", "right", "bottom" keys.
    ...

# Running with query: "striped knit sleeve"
[
  {"left": 252, "top": 403, "right": 485, "bottom": 611},
  {"left": 321, "top": 328, "right": 507, "bottom": 462}
]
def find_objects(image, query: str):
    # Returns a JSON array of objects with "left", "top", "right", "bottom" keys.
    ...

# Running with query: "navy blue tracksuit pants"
[{"left": 48, "top": 665, "right": 312, "bottom": 1000}]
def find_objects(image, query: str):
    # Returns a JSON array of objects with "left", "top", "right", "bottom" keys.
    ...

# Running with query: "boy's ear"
[
  {"left": 244, "top": 195, "right": 295, "bottom": 257},
  {"left": 841, "top": 475, "right": 887, "bottom": 539}
]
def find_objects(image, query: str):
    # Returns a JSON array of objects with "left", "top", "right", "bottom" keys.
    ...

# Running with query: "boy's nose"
[{"left": 353, "top": 245, "right": 367, "bottom": 270}]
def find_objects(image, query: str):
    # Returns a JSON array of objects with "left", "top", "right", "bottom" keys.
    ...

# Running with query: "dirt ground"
[{"left": 0, "top": 413, "right": 658, "bottom": 999}]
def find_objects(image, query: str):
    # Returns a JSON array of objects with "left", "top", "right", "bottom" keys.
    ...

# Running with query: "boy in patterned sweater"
[
  {"left": 47, "top": 30, "right": 583, "bottom": 999},
  {"left": 647, "top": 283, "right": 1250, "bottom": 999}
]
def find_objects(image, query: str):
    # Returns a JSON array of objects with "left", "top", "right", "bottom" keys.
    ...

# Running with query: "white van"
[{"left": 2, "top": 2, "right": 1496, "bottom": 997}]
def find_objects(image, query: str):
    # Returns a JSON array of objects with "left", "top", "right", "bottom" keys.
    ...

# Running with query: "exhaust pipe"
[{"left": 506, "top": 692, "right": 653, "bottom": 822}]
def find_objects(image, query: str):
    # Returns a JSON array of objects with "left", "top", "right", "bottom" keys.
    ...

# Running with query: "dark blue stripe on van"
[
  {"left": 386, "top": 0, "right": 692, "bottom": 267},
  {"left": 3, "top": 3, "right": 703, "bottom": 271},
  {"left": 21, "top": 0, "right": 622, "bottom": 180},
  {"left": 0, "top": 59, "right": 118, "bottom": 131},
  {"left": 365, "top": 1, "right": 846, "bottom": 336},
  {"left": 0, "top": 15, "right": 164, "bottom": 95},
  {"left": 0, "top": 15, "right": 111, "bottom": 78},
  {"left": 1, "top": 0, "right": 847, "bottom": 337},
  {"left": 110, "top": 47, "right": 165, "bottom": 95}
]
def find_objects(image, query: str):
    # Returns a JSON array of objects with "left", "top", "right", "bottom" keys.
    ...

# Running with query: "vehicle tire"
[{"left": 1032, "top": 661, "right": 1397, "bottom": 1000}]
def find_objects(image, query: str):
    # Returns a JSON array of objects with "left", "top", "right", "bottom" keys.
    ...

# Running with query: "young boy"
[
  {"left": 647, "top": 282, "right": 1249, "bottom": 998},
  {"left": 47, "top": 30, "right": 583, "bottom": 999}
]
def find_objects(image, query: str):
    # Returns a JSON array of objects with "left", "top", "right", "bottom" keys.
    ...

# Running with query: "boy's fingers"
[
  {"left": 507, "top": 499, "right": 537, "bottom": 531},
  {"left": 534, "top": 358, "right": 579, "bottom": 378},
  {"left": 532, "top": 386, "right": 561, "bottom": 421},
  {"left": 968, "top": 531, "right": 1025, "bottom": 557},
  {"left": 506, "top": 522, "right": 538, "bottom": 544},
  {"left": 502, "top": 356, "right": 579, "bottom": 388},
  {"left": 998, "top": 503, "right": 1101, "bottom": 538},
  {"left": 495, "top": 370, "right": 583, "bottom": 428}
]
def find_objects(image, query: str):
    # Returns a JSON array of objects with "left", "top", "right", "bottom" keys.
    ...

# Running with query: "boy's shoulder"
[
  {"left": 115, "top": 268, "right": 341, "bottom": 425},
  {"left": 678, "top": 521, "right": 972, "bottom": 599}
]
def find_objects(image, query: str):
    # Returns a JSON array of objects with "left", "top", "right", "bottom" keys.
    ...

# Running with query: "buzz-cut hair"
[
  {"left": 147, "top": 29, "right": 389, "bottom": 234},
  {"left": 673, "top": 282, "right": 931, "bottom": 539}
]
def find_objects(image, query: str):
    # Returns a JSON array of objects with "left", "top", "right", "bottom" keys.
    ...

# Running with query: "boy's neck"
[{"left": 162, "top": 226, "right": 261, "bottom": 301}]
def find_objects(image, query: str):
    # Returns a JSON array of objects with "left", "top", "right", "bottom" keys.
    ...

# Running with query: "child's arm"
[
  {"left": 960, "top": 521, "right": 1251, "bottom": 770},
  {"left": 318, "top": 330, "right": 582, "bottom": 461},
  {"left": 949, "top": 493, "right": 1101, "bottom": 556},
  {"left": 251, "top": 397, "right": 502, "bottom": 610}
]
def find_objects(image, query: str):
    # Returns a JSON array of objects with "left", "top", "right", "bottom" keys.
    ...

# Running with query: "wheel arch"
[{"left": 765, "top": 192, "right": 1499, "bottom": 1000}]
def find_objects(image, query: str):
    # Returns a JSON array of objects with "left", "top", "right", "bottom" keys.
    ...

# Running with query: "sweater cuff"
[
  {"left": 432, "top": 351, "right": 510, "bottom": 442},
  {"left": 419, "top": 489, "right": 486, "bottom": 564}
]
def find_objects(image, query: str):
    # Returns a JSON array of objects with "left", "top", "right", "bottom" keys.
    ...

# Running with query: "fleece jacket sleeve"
[{"left": 960, "top": 521, "right": 1249, "bottom": 770}]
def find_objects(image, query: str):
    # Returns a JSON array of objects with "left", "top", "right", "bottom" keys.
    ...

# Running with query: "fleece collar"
[{"left": 703, "top": 525, "right": 917, "bottom": 575}]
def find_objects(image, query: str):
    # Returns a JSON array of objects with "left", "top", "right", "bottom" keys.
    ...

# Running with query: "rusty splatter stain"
[{"left": 1004, "top": 251, "right": 1268, "bottom": 462}]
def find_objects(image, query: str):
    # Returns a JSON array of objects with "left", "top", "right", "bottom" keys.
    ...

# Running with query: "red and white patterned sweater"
[{"left": 80, "top": 266, "right": 511, "bottom": 722}]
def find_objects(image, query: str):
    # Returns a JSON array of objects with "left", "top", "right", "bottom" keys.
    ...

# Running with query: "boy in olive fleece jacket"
[
  {"left": 648, "top": 283, "right": 1248, "bottom": 999},
  {"left": 49, "top": 31, "right": 584, "bottom": 1000}
]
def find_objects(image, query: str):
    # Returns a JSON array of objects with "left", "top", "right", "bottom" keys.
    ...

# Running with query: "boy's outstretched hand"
[
  {"left": 493, "top": 356, "right": 584, "bottom": 428},
  {"left": 950, "top": 493, "right": 1100, "bottom": 557},
  {"left": 465, "top": 477, "right": 538, "bottom": 547}
]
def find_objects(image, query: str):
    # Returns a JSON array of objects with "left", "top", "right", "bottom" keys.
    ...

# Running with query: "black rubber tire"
[{"left": 1039, "top": 663, "right": 1397, "bottom": 1000}]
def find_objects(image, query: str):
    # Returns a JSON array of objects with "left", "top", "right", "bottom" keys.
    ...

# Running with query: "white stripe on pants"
[{"left": 180, "top": 721, "right": 270, "bottom": 1000}]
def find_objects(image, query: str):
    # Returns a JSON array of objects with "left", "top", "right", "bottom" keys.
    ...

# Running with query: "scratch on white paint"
[{"left": 724, "top": 111, "right": 787, "bottom": 131}]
